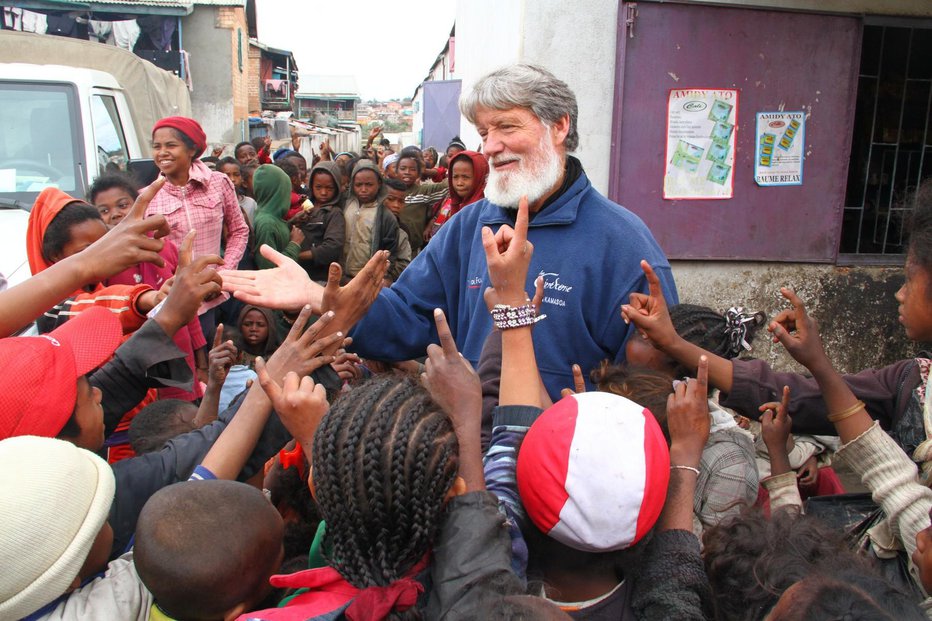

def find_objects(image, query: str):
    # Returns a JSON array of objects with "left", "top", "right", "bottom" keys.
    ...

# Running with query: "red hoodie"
[{"left": 427, "top": 151, "right": 489, "bottom": 241}]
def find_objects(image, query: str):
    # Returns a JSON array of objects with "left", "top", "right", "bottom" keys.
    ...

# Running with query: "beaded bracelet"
[
  {"left": 491, "top": 303, "right": 547, "bottom": 330},
  {"left": 827, "top": 400, "right": 865, "bottom": 423},
  {"left": 670, "top": 465, "right": 700, "bottom": 476}
]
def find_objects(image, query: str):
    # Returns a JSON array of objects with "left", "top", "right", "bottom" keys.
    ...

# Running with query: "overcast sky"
[{"left": 254, "top": 0, "right": 457, "bottom": 101}]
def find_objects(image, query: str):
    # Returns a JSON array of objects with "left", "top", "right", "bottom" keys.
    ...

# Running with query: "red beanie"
[{"left": 152, "top": 116, "right": 207, "bottom": 158}]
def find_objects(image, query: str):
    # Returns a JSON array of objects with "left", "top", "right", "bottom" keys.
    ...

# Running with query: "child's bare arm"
[
  {"left": 422, "top": 309, "right": 485, "bottom": 492},
  {"left": 759, "top": 386, "right": 793, "bottom": 476},
  {"left": 659, "top": 356, "right": 710, "bottom": 532},
  {"left": 0, "top": 178, "right": 169, "bottom": 336},
  {"left": 623, "top": 260, "right": 734, "bottom": 393},
  {"left": 482, "top": 197, "right": 544, "bottom": 409},
  {"left": 768, "top": 288, "right": 874, "bottom": 442},
  {"left": 193, "top": 324, "right": 237, "bottom": 427}
]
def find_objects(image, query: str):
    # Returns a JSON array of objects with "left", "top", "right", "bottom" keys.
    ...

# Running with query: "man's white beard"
[{"left": 485, "top": 128, "right": 564, "bottom": 210}]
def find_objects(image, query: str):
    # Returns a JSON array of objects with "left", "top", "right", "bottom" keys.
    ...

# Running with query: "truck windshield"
[{"left": 0, "top": 82, "right": 82, "bottom": 205}]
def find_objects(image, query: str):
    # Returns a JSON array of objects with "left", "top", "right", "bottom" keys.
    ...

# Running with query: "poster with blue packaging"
[
  {"left": 663, "top": 88, "right": 738, "bottom": 200},
  {"left": 755, "top": 112, "right": 805, "bottom": 186}
]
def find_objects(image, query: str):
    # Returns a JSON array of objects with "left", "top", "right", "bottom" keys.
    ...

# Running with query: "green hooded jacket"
[{"left": 252, "top": 164, "right": 300, "bottom": 270}]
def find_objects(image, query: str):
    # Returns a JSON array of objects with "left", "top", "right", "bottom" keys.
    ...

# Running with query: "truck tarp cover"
[{"left": 0, "top": 30, "right": 192, "bottom": 148}]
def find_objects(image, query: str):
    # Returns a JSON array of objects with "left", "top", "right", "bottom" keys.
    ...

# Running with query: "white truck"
[{"left": 0, "top": 30, "right": 192, "bottom": 286}]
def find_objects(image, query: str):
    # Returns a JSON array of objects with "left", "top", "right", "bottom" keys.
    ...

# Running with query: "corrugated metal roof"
[
  {"left": 11, "top": 0, "right": 193, "bottom": 14},
  {"left": 190, "top": 0, "right": 244, "bottom": 6}
]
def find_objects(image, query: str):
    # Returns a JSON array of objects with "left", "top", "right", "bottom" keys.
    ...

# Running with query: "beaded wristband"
[
  {"left": 827, "top": 400, "right": 865, "bottom": 423},
  {"left": 491, "top": 303, "right": 547, "bottom": 330}
]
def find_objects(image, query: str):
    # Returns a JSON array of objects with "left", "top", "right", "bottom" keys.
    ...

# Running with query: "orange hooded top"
[{"left": 26, "top": 187, "right": 152, "bottom": 334}]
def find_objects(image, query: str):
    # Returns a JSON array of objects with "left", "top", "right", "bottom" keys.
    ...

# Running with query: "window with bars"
[{"left": 841, "top": 25, "right": 932, "bottom": 257}]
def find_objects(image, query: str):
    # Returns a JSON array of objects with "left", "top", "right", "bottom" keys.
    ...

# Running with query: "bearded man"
[{"left": 222, "top": 64, "right": 677, "bottom": 397}]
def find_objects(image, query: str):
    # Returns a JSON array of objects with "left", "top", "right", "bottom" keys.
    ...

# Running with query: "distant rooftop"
[{"left": 296, "top": 74, "right": 360, "bottom": 99}]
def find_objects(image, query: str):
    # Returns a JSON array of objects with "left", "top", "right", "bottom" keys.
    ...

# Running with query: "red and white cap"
[
  {"left": 0, "top": 306, "right": 122, "bottom": 440},
  {"left": 516, "top": 391, "right": 670, "bottom": 552}
]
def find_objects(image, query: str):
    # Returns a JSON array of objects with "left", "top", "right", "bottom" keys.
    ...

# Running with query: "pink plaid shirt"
[{"left": 145, "top": 160, "right": 248, "bottom": 271}]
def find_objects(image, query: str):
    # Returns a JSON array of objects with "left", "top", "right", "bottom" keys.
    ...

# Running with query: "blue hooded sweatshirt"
[{"left": 350, "top": 164, "right": 678, "bottom": 399}]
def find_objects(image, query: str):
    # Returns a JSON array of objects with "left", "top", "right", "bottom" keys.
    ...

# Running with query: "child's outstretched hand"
[
  {"left": 255, "top": 356, "right": 328, "bottom": 449},
  {"left": 422, "top": 309, "right": 481, "bottom": 421},
  {"left": 621, "top": 260, "right": 678, "bottom": 351},
  {"left": 666, "top": 355, "right": 710, "bottom": 467},
  {"left": 760, "top": 385, "right": 792, "bottom": 456},
  {"left": 79, "top": 176, "right": 170, "bottom": 279},
  {"left": 482, "top": 195, "right": 534, "bottom": 308},
  {"left": 422, "top": 308, "right": 484, "bottom": 491},
  {"left": 560, "top": 364, "right": 587, "bottom": 398},
  {"left": 207, "top": 324, "right": 237, "bottom": 388},
  {"left": 768, "top": 288, "right": 830, "bottom": 372},
  {"left": 155, "top": 230, "right": 223, "bottom": 335},
  {"left": 263, "top": 306, "right": 342, "bottom": 380}
]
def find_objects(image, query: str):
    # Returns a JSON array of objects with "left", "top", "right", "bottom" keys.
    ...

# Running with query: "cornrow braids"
[
  {"left": 312, "top": 376, "right": 459, "bottom": 590},
  {"left": 669, "top": 303, "right": 766, "bottom": 361}
]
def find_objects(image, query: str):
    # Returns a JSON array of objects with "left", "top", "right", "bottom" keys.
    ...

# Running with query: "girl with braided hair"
[{"left": 246, "top": 319, "right": 525, "bottom": 620}]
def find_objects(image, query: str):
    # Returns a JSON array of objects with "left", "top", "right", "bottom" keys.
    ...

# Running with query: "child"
[
  {"left": 88, "top": 173, "right": 209, "bottom": 404},
  {"left": 253, "top": 165, "right": 304, "bottom": 270},
  {"left": 242, "top": 161, "right": 258, "bottom": 198},
  {"left": 619, "top": 303, "right": 762, "bottom": 531},
  {"left": 276, "top": 159, "right": 311, "bottom": 221},
  {"left": 235, "top": 140, "right": 259, "bottom": 166},
  {"left": 252, "top": 135, "right": 273, "bottom": 164},
  {"left": 394, "top": 147, "right": 448, "bottom": 253},
  {"left": 244, "top": 369, "right": 522, "bottom": 619},
  {"left": 421, "top": 146, "right": 446, "bottom": 182},
  {"left": 128, "top": 398, "right": 199, "bottom": 454},
  {"left": 134, "top": 480, "right": 285, "bottom": 620},
  {"left": 145, "top": 116, "right": 248, "bottom": 339},
  {"left": 237, "top": 304, "right": 281, "bottom": 367},
  {"left": 382, "top": 178, "right": 413, "bottom": 282},
  {"left": 0, "top": 306, "right": 121, "bottom": 450},
  {"left": 218, "top": 156, "right": 258, "bottom": 225},
  {"left": 27, "top": 187, "right": 159, "bottom": 334},
  {"left": 343, "top": 161, "right": 399, "bottom": 279},
  {"left": 426, "top": 150, "right": 489, "bottom": 242},
  {"left": 0, "top": 436, "right": 125, "bottom": 619},
  {"left": 292, "top": 161, "right": 346, "bottom": 283},
  {"left": 145, "top": 116, "right": 247, "bottom": 274},
  {"left": 88, "top": 172, "right": 137, "bottom": 227}
]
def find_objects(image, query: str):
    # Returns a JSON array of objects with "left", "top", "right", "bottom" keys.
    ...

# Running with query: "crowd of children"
[{"left": 3, "top": 105, "right": 932, "bottom": 621}]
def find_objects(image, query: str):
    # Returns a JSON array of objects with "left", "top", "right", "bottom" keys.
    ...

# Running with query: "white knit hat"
[{"left": 0, "top": 436, "right": 115, "bottom": 619}]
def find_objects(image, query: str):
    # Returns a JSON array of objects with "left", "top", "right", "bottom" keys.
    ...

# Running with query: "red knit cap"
[{"left": 152, "top": 116, "right": 207, "bottom": 157}]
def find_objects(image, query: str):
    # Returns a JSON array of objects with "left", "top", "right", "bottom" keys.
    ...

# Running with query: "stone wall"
[{"left": 671, "top": 261, "right": 919, "bottom": 375}]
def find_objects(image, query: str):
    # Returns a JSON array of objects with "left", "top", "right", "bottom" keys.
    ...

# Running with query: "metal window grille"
[{"left": 841, "top": 25, "right": 932, "bottom": 256}]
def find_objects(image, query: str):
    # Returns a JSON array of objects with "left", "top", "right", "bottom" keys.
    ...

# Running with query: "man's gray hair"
[{"left": 460, "top": 64, "right": 579, "bottom": 152}]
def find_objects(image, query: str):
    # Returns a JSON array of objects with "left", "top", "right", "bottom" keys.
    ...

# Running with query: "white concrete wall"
[
  {"left": 183, "top": 9, "right": 236, "bottom": 143},
  {"left": 454, "top": 0, "right": 618, "bottom": 193},
  {"left": 454, "top": 0, "right": 524, "bottom": 153},
  {"left": 520, "top": 0, "right": 618, "bottom": 194}
]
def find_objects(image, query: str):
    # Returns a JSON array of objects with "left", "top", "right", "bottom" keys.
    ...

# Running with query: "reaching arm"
[
  {"left": 623, "top": 260, "right": 734, "bottom": 393},
  {"left": 484, "top": 197, "right": 544, "bottom": 409},
  {"left": 422, "top": 309, "right": 485, "bottom": 492},
  {"left": 0, "top": 178, "right": 169, "bottom": 336}
]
